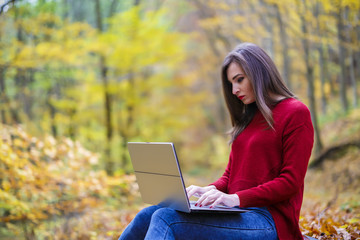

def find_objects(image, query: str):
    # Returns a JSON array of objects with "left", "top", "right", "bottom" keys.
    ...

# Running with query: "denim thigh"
[
  {"left": 144, "top": 207, "right": 278, "bottom": 240},
  {"left": 119, "top": 205, "right": 162, "bottom": 240}
]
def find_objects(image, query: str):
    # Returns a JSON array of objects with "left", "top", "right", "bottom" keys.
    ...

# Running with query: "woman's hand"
[
  {"left": 186, "top": 185, "right": 216, "bottom": 199},
  {"left": 197, "top": 188, "right": 240, "bottom": 208},
  {"left": 186, "top": 185, "right": 240, "bottom": 208}
]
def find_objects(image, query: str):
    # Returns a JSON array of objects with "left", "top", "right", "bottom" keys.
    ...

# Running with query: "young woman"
[{"left": 119, "top": 42, "right": 314, "bottom": 240}]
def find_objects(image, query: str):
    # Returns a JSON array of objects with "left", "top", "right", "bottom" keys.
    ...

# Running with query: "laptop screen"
[{"left": 127, "top": 142, "right": 191, "bottom": 212}]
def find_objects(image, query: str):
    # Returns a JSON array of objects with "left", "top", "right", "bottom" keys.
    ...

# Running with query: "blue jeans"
[{"left": 118, "top": 205, "right": 278, "bottom": 240}]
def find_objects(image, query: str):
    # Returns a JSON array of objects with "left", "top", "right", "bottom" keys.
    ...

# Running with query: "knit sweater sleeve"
[
  {"left": 237, "top": 106, "right": 314, "bottom": 207},
  {"left": 209, "top": 152, "right": 232, "bottom": 192}
]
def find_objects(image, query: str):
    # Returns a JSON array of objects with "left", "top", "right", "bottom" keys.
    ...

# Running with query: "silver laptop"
[{"left": 127, "top": 142, "right": 247, "bottom": 213}]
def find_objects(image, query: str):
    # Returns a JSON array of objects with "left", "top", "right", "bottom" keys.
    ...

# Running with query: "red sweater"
[{"left": 211, "top": 98, "right": 314, "bottom": 240}]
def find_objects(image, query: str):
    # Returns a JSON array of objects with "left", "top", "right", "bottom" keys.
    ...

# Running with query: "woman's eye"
[{"left": 237, "top": 77, "right": 244, "bottom": 83}]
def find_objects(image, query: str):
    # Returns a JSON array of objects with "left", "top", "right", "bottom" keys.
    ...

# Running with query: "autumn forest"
[{"left": 0, "top": 0, "right": 360, "bottom": 239}]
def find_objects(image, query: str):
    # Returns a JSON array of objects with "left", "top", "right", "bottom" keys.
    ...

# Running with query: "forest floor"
[{"left": 298, "top": 108, "right": 360, "bottom": 239}]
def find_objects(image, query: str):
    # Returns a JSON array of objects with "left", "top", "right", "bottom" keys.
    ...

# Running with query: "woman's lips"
[{"left": 238, "top": 95, "right": 245, "bottom": 100}]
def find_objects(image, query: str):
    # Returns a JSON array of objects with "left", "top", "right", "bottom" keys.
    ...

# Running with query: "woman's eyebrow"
[{"left": 231, "top": 73, "right": 244, "bottom": 80}]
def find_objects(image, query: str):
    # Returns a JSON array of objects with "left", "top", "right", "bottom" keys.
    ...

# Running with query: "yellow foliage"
[
  {"left": 320, "top": 0, "right": 338, "bottom": 13},
  {"left": 103, "top": 7, "right": 188, "bottom": 71},
  {"left": 0, "top": 124, "right": 137, "bottom": 227},
  {"left": 3, "top": 14, "right": 94, "bottom": 70},
  {"left": 199, "top": 16, "right": 223, "bottom": 29},
  {"left": 342, "top": 0, "right": 360, "bottom": 9},
  {"left": 12, "top": 45, "right": 37, "bottom": 68}
]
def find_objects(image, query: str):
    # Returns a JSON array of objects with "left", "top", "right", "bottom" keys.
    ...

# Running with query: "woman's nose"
[{"left": 232, "top": 84, "right": 239, "bottom": 95}]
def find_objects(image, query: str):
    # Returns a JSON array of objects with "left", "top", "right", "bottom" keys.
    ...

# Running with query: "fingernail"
[
  {"left": 200, "top": 204, "right": 202, "bottom": 207},
  {"left": 210, "top": 206, "right": 213, "bottom": 209},
  {"left": 195, "top": 203, "right": 198, "bottom": 206}
]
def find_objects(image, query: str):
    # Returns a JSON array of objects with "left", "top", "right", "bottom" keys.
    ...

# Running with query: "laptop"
[{"left": 127, "top": 142, "right": 247, "bottom": 213}]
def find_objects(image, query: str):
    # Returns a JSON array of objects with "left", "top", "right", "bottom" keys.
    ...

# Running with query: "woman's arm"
[
  {"left": 208, "top": 152, "right": 233, "bottom": 193},
  {"left": 236, "top": 121, "right": 314, "bottom": 207}
]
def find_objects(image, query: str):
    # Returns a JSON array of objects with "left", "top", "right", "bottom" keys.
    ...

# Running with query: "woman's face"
[{"left": 227, "top": 61, "right": 256, "bottom": 105}]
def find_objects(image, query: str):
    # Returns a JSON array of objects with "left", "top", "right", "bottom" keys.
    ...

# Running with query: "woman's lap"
[{"left": 119, "top": 205, "right": 278, "bottom": 240}]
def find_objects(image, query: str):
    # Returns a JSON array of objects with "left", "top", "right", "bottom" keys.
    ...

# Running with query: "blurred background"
[{"left": 0, "top": 0, "right": 359, "bottom": 239}]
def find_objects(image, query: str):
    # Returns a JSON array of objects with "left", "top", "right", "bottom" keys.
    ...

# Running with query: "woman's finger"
[
  {"left": 200, "top": 192, "right": 218, "bottom": 206},
  {"left": 210, "top": 194, "right": 224, "bottom": 208},
  {"left": 196, "top": 189, "right": 219, "bottom": 206},
  {"left": 195, "top": 189, "right": 212, "bottom": 204},
  {"left": 187, "top": 185, "right": 205, "bottom": 199},
  {"left": 186, "top": 185, "right": 194, "bottom": 196}
]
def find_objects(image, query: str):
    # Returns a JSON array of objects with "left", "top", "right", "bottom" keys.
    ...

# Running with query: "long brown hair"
[{"left": 222, "top": 42, "right": 295, "bottom": 143}]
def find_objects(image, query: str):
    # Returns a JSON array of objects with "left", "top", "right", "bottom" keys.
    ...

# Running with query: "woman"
[{"left": 119, "top": 42, "right": 314, "bottom": 240}]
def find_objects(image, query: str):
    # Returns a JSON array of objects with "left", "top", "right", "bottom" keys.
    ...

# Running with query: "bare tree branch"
[
  {"left": 309, "top": 140, "right": 360, "bottom": 169},
  {"left": 0, "top": 0, "right": 16, "bottom": 15}
]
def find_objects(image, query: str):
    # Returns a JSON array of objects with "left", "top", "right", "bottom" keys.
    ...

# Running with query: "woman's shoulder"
[
  {"left": 273, "top": 98, "right": 312, "bottom": 127},
  {"left": 275, "top": 97, "right": 310, "bottom": 115}
]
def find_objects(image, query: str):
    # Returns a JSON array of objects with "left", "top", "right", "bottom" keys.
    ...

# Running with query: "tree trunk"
[
  {"left": 349, "top": 51, "right": 358, "bottom": 107},
  {"left": 0, "top": 66, "right": 7, "bottom": 124},
  {"left": 13, "top": 6, "right": 24, "bottom": 124},
  {"left": 256, "top": 0, "right": 275, "bottom": 59},
  {"left": 315, "top": 1, "right": 327, "bottom": 114},
  {"left": 305, "top": 56, "right": 323, "bottom": 153},
  {"left": 298, "top": 0, "right": 323, "bottom": 153},
  {"left": 192, "top": 0, "right": 232, "bottom": 133},
  {"left": 328, "top": 46, "right": 337, "bottom": 95},
  {"left": 344, "top": 6, "right": 358, "bottom": 107},
  {"left": 47, "top": 90, "right": 58, "bottom": 138},
  {"left": 337, "top": 6, "right": 349, "bottom": 112},
  {"left": 0, "top": 26, "right": 4, "bottom": 123},
  {"left": 23, "top": 70, "right": 34, "bottom": 120},
  {"left": 119, "top": 71, "right": 136, "bottom": 170},
  {"left": 62, "top": 0, "right": 68, "bottom": 20},
  {"left": 4, "top": 4, "right": 21, "bottom": 124},
  {"left": 102, "top": 59, "right": 114, "bottom": 174},
  {"left": 274, "top": 3, "right": 292, "bottom": 90},
  {"left": 318, "top": 44, "right": 328, "bottom": 114},
  {"left": 108, "top": 0, "right": 119, "bottom": 20},
  {"left": 95, "top": 0, "right": 114, "bottom": 175},
  {"left": 15, "top": 9, "right": 35, "bottom": 122},
  {"left": 356, "top": 10, "right": 360, "bottom": 87},
  {"left": 0, "top": 30, "right": 13, "bottom": 124},
  {"left": 13, "top": 4, "right": 35, "bottom": 122},
  {"left": 72, "top": 0, "right": 86, "bottom": 22},
  {"left": 118, "top": 0, "right": 142, "bottom": 170}
]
